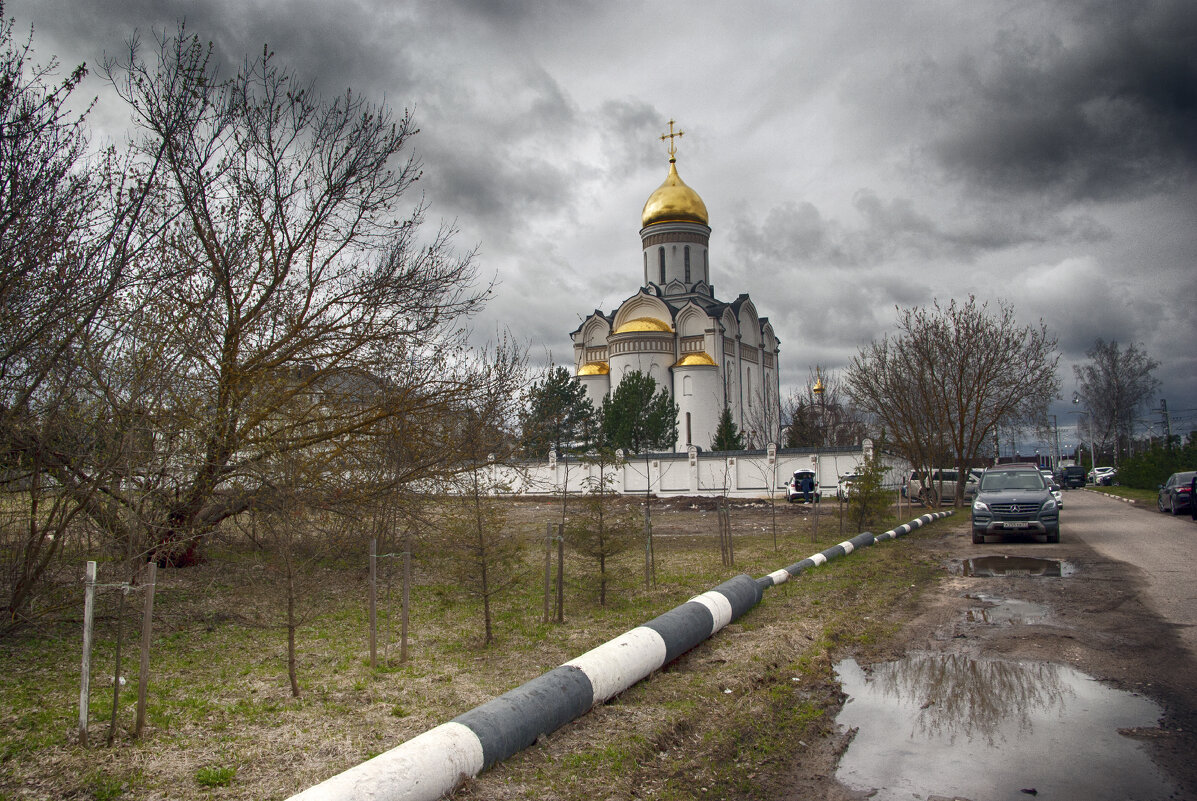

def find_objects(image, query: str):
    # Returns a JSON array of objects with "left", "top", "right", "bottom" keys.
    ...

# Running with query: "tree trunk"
[
  {"left": 106, "top": 590, "right": 126, "bottom": 746},
  {"left": 287, "top": 573, "right": 300, "bottom": 698}
]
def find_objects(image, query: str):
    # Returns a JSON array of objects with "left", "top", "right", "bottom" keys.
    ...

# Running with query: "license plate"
[{"left": 1003, "top": 521, "right": 1030, "bottom": 529}]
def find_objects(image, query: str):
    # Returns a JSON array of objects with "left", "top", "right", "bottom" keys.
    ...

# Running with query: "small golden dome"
[
  {"left": 613, "top": 317, "right": 673, "bottom": 335},
  {"left": 673, "top": 352, "right": 717, "bottom": 367},
  {"left": 577, "top": 361, "right": 610, "bottom": 376},
  {"left": 641, "top": 160, "right": 709, "bottom": 227}
]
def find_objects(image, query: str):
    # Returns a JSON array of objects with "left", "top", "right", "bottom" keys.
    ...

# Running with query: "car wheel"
[
  {"left": 1046, "top": 529, "right": 1059, "bottom": 543},
  {"left": 1159, "top": 496, "right": 1166, "bottom": 512},
  {"left": 972, "top": 530, "right": 985, "bottom": 544},
  {"left": 1170, "top": 498, "right": 1180, "bottom": 516}
]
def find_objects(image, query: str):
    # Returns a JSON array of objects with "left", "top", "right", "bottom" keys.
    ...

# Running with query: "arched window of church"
[
  {"left": 685, "top": 412, "right": 692, "bottom": 446},
  {"left": 704, "top": 249, "right": 709, "bottom": 282},
  {"left": 643, "top": 251, "right": 648, "bottom": 284},
  {"left": 658, "top": 247, "right": 665, "bottom": 284},
  {"left": 683, "top": 375, "right": 692, "bottom": 396},
  {"left": 684, "top": 247, "right": 691, "bottom": 283}
]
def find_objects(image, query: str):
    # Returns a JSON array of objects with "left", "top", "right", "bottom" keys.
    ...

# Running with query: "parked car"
[
  {"left": 837, "top": 473, "right": 860, "bottom": 500},
  {"left": 971, "top": 463, "right": 1060, "bottom": 544},
  {"left": 907, "top": 468, "right": 979, "bottom": 506},
  {"left": 1059, "top": 465, "right": 1086, "bottom": 489},
  {"left": 786, "top": 469, "right": 820, "bottom": 504},
  {"left": 1089, "top": 466, "right": 1116, "bottom": 485},
  {"left": 901, "top": 470, "right": 921, "bottom": 498},
  {"left": 1157, "top": 471, "right": 1195, "bottom": 515},
  {"left": 1039, "top": 470, "right": 1063, "bottom": 507}
]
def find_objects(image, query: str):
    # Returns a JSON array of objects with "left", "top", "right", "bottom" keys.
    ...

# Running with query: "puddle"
[
  {"left": 834, "top": 653, "right": 1175, "bottom": 800},
  {"left": 957, "top": 555, "right": 1076, "bottom": 577},
  {"left": 964, "top": 594, "right": 1050, "bottom": 625}
]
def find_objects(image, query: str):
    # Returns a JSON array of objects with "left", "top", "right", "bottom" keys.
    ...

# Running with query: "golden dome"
[
  {"left": 641, "top": 160, "right": 709, "bottom": 227},
  {"left": 577, "top": 361, "right": 610, "bottom": 376},
  {"left": 613, "top": 317, "right": 673, "bottom": 335},
  {"left": 673, "top": 352, "right": 717, "bottom": 367}
]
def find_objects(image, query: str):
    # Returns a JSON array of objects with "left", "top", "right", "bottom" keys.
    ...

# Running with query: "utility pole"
[
  {"left": 1161, "top": 399, "right": 1172, "bottom": 449},
  {"left": 1050, "top": 414, "right": 1060, "bottom": 472}
]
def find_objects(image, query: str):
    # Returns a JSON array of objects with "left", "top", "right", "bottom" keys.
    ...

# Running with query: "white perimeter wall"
[{"left": 489, "top": 446, "right": 910, "bottom": 499}]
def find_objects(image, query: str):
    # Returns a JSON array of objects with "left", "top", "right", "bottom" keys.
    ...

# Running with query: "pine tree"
[
  {"left": 711, "top": 406, "right": 745, "bottom": 451},
  {"left": 600, "top": 371, "right": 678, "bottom": 454},
  {"left": 519, "top": 366, "right": 595, "bottom": 457}
]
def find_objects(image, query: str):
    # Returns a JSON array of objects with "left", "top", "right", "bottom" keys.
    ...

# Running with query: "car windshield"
[{"left": 980, "top": 472, "right": 1045, "bottom": 491}]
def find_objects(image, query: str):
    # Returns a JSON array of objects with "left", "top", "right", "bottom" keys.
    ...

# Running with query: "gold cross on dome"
[{"left": 660, "top": 119, "right": 684, "bottom": 160}]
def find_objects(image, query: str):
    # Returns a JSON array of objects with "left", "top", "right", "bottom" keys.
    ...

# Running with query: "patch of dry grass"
[{"left": 0, "top": 497, "right": 950, "bottom": 800}]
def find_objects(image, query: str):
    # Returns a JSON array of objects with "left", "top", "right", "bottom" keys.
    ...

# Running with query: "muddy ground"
[{"left": 776, "top": 512, "right": 1197, "bottom": 801}]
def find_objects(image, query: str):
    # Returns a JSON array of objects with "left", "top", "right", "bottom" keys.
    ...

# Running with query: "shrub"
[
  {"left": 846, "top": 453, "right": 891, "bottom": 532},
  {"left": 1116, "top": 434, "right": 1197, "bottom": 489}
]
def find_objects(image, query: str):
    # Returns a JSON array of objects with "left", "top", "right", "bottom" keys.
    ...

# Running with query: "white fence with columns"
[{"left": 488, "top": 440, "right": 910, "bottom": 499}]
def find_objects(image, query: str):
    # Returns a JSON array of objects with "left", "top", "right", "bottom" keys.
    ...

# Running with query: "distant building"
[{"left": 570, "top": 123, "right": 781, "bottom": 452}]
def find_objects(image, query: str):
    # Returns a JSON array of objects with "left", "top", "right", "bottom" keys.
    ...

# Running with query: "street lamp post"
[{"left": 1070, "top": 392, "right": 1097, "bottom": 474}]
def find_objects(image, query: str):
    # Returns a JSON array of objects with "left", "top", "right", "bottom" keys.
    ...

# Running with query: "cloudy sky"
[{"left": 17, "top": 0, "right": 1197, "bottom": 454}]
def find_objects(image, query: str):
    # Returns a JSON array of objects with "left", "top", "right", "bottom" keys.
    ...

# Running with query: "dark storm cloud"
[
  {"left": 21, "top": 0, "right": 419, "bottom": 107},
  {"left": 439, "top": 0, "right": 602, "bottom": 30},
  {"left": 728, "top": 191, "right": 1110, "bottom": 269},
  {"left": 926, "top": 0, "right": 1197, "bottom": 201}
]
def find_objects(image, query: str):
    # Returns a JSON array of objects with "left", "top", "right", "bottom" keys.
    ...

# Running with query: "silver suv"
[
  {"left": 971, "top": 464, "right": 1060, "bottom": 544},
  {"left": 907, "top": 468, "right": 979, "bottom": 506}
]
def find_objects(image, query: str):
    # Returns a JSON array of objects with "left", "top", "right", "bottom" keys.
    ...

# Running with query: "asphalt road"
[
  {"left": 825, "top": 488, "right": 1197, "bottom": 801},
  {"left": 1064, "top": 489, "right": 1197, "bottom": 661}
]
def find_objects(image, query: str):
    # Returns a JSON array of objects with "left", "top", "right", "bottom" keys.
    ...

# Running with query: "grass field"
[{"left": 0, "top": 496, "right": 951, "bottom": 800}]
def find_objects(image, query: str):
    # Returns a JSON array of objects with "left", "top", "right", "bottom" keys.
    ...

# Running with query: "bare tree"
[
  {"left": 0, "top": 6, "right": 161, "bottom": 627},
  {"left": 846, "top": 297, "right": 1059, "bottom": 505},
  {"left": 1073, "top": 340, "right": 1160, "bottom": 466},
  {"left": 434, "top": 341, "right": 528, "bottom": 645},
  {"left": 21, "top": 27, "right": 498, "bottom": 567},
  {"left": 239, "top": 450, "right": 352, "bottom": 699},
  {"left": 782, "top": 366, "right": 869, "bottom": 448},
  {"left": 565, "top": 447, "right": 636, "bottom": 606},
  {"left": 600, "top": 370, "right": 677, "bottom": 588},
  {"left": 741, "top": 385, "right": 781, "bottom": 450}
]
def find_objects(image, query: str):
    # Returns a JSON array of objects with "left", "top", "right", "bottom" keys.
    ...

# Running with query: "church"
[{"left": 570, "top": 123, "right": 781, "bottom": 453}]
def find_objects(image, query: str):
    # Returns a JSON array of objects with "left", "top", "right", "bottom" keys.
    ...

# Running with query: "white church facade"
[{"left": 570, "top": 125, "right": 781, "bottom": 452}]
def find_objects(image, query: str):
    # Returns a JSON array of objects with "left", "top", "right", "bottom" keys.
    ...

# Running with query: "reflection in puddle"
[
  {"left": 960, "top": 555, "right": 1076, "bottom": 577},
  {"left": 835, "top": 653, "right": 1175, "bottom": 800},
  {"left": 965, "top": 594, "right": 1050, "bottom": 625}
]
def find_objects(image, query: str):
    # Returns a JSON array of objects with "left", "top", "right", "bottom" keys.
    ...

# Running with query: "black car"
[
  {"left": 1157, "top": 471, "right": 1195, "bottom": 515},
  {"left": 971, "top": 464, "right": 1060, "bottom": 544},
  {"left": 1059, "top": 465, "right": 1086, "bottom": 489}
]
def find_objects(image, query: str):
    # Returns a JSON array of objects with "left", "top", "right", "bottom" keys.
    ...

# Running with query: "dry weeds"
[{"left": 0, "top": 496, "right": 946, "bottom": 800}]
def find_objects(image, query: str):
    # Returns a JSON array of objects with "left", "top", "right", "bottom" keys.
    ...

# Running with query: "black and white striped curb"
[
  {"left": 756, "top": 510, "right": 954, "bottom": 589},
  {"left": 1082, "top": 488, "right": 1137, "bottom": 505},
  {"left": 288, "top": 510, "right": 953, "bottom": 801}
]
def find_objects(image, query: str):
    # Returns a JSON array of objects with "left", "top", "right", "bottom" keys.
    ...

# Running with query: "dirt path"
[{"left": 803, "top": 494, "right": 1197, "bottom": 799}]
